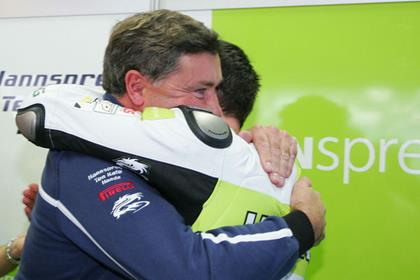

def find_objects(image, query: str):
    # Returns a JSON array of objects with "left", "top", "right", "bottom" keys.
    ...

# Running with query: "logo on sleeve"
[
  {"left": 110, "top": 192, "right": 150, "bottom": 220},
  {"left": 93, "top": 100, "right": 118, "bottom": 114},
  {"left": 114, "top": 157, "right": 150, "bottom": 180}
]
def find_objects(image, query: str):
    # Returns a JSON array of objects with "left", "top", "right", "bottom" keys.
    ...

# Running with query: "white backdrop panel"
[{"left": 0, "top": 0, "right": 152, "bottom": 18}]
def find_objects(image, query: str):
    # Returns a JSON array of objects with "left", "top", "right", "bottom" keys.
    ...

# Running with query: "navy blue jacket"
[{"left": 17, "top": 151, "right": 300, "bottom": 279}]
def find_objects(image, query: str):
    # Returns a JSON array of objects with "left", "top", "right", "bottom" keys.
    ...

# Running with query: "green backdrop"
[{"left": 213, "top": 2, "right": 420, "bottom": 279}]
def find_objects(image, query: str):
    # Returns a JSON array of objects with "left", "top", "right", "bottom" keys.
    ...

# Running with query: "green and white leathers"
[
  {"left": 192, "top": 179, "right": 307, "bottom": 280},
  {"left": 18, "top": 84, "right": 308, "bottom": 279}
]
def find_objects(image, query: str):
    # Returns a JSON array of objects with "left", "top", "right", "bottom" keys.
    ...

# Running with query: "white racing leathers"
[{"left": 16, "top": 84, "right": 312, "bottom": 279}]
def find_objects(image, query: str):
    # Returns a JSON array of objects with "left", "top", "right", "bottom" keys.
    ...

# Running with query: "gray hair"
[{"left": 102, "top": 9, "right": 219, "bottom": 95}]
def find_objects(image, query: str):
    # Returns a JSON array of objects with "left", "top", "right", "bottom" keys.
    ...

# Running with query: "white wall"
[{"left": 0, "top": 0, "right": 152, "bottom": 18}]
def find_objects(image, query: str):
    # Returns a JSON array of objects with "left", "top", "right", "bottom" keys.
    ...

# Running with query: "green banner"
[{"left": 214, "top": 2, "right": 420, "bottom": 279}]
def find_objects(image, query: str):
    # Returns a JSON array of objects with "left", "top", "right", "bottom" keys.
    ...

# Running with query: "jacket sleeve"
[
  {"left": 16, "top": 84, "right": 228, "bottom": 175},
  {"left": 16, "top": 85, "right": 237, "bottom": 224},
  {"left": 42, "top": 151, "right": 301, "bottom": 280}
]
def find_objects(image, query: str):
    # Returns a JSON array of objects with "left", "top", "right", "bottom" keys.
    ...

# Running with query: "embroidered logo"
[
  {"left": 114, "top": 157, "right": 150, "bottom": 180},
  {"left": 98, "top": 181, "right": 135, "bottom": 202},
  {"left": 111, "top": 192, "right": 150, "bottom": 219}
]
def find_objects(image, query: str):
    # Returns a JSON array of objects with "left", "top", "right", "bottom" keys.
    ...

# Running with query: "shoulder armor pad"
[
  {"left": 15, "top": 104, "right": 48, "bottom": 146},
  {"left": 178, "top": 106, "right": 232, "bottom": 149}
]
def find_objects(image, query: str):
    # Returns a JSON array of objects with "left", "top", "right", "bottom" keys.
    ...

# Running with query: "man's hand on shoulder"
[
  {"left": 239, "top": 125, "right": 297, "bottom": 187},
  {"left": 291, "top": 177, "right": 326, "bottom": 246}
]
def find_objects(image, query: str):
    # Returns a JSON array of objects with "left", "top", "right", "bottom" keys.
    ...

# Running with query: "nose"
[{"left": 206, "top": 90, "right": 222, "bottom": 117}]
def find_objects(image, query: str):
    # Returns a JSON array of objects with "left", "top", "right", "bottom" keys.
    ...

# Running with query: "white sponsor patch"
[
  {"left": 93, "top": 100, "right": 118, "bottom": 114},
  {"left": 111, "top": 192, "right": 150, "bottom": 220}
]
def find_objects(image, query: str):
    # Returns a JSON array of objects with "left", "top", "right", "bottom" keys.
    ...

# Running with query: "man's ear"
[{"left": 124, "top": 70, "right": 148, "bottom": 109}]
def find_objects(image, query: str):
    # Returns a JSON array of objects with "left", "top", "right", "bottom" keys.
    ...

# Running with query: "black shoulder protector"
[
  {"left": 15, "top": 104, "right": 50, "bottom": 148},
  {"left": 178, "top": 106, "right": 232, "bottom": 149}
]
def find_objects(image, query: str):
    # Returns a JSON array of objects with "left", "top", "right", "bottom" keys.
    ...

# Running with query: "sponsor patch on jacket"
[
  {"left": 114, "top": 157, "right": 150, "bottom": 180},
  {"left": 111, "top": 192, "right": 150, "bottom": 219},
  {"left": 98, "top": 181, "right": 135, "bottom": 202},
  {"left": 87, "top": 166, "right": 123, "bottom": 185}
]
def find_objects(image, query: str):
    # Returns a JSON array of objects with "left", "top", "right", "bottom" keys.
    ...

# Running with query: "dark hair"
[
  {"left": 103, "top": 9, "right": 219, "bottom": 95},
  {"left": 218, "top": 40, "right": 260, "bottom": 127}
]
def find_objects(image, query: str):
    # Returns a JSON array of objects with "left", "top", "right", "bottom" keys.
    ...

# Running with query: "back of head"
[
  {"left": 218, "top": 40, "right": 260, "bottom": 128},
  {"left": 103, "top": 9, "right": 219, "bottom": 95}
]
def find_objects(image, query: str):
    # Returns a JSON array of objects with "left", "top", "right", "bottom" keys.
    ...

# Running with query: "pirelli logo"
[{"left": 99, "top": 182, "right": 135, "bottom": 202}]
